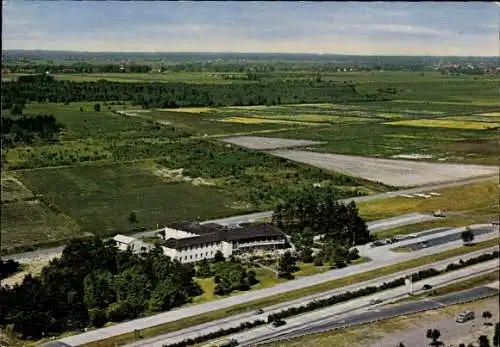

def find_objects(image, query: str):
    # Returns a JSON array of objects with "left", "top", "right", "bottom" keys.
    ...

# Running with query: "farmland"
[
  {"left": 385, "top": 119, "right": 500, "bottom": 130},
  {"left": 1, "top": 66, "right": 499, "bottom": 253}
]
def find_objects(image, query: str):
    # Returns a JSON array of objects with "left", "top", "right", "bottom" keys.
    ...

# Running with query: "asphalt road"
[
  {"left": 127, "top": 259, "right": 499, "bottom": 347},
  {"left": 59, "top": 239, "right": 499, "bottom": 346},
  {"left": 401, "top": 227, "right": 494, "bottom": 252},
  {"left": 4, "top": 175, "right": 494, "bottom": 262},
  {"left": 265, "top": 285, "right": 500, "bottom": 344}
]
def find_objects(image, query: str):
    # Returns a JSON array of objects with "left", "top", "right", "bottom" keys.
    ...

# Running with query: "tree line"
[
  {"left": 3, "top": 63, "right": 152, "bottom": 74},
  {"left": 0, "top": 237, "right": 201, "bottom": 339},
  {"left": 1, "top": 114, "right": 62, "bottom": 149},
  {"left": 1, "top": 74, "right": 388, "bottom": 110}
]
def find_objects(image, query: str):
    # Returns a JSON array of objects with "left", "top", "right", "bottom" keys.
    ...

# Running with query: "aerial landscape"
[{"left": 0, "top": 2, "right": 499, "bottom": 347}]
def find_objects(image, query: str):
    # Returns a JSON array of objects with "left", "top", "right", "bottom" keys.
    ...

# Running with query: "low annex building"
[
  {"left": 158, "top": 222, "right": 286, "bottom": 263},
  {"left": 113, "top": 234, "right": 154, "bottom": 253}
]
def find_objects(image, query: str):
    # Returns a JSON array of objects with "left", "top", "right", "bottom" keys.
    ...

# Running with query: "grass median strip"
[{"left": 82, "top": 237, "right": 499, "bottom": 347}]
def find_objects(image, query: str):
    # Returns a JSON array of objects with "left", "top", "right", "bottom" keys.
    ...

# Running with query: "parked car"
[
  {"left": 456, "top": 311, "right": 475, "bottom": 323},
  {"left": 422, "top": 284, "right": 433, "bottom": 290},
  {"left": 369, "top": 298, "right": 383, "bottom": 305},
  {"left": 272, "top": 319, "right": 287, "bottom": 327},
  {"left": 255, "top": 308, "right": 264, "bottom": 315}
]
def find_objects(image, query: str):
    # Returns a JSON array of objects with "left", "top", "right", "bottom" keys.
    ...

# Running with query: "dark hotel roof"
[{"left": 163, "top": 222, "right": 284, "bottom": 250}]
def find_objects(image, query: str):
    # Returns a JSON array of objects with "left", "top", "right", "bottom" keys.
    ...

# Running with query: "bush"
[
  {"left": 88, "top": 308, "right": 107, "bottom": 328},
  {"left": 106, "top": 301, "right": 134, "bottom": 322}
]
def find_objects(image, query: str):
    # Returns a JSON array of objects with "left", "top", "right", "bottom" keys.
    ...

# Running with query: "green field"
[
  {"left": 1, "top": 200, "right": 83, "bottom": 252},
  {"left": 2, "top": 70, "right": 499, "bottom": 252},
  {"left": 12, "top": 163, "right": 238, "bottom": 238}
]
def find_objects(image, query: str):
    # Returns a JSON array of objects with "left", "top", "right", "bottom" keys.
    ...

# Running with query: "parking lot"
[{"left": 399, "top": 227, "right": 493, "bottom": 252}]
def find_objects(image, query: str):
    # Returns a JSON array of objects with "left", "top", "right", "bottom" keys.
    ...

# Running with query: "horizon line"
[{"left": 2, "top": 49, "right": 499, "bottom": 59}]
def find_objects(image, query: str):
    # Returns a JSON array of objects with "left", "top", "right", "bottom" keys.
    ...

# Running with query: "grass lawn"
[
  {"left": 81, "top": 238, "right": 498, "bottom": 347},
  {"left": 13, "top": 162, "right": 239, "bottom": 237},
  {"left": 357, "top": 180, "right": 499, "bottom": 221}
]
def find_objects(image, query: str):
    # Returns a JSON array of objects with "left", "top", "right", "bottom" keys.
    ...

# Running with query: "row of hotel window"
[{"left": 177, "top": 250, "right": 217, "bottom": 261}]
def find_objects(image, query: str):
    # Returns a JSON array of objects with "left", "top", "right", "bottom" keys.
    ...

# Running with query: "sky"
[{"left": 2, "top": 1, "right": 499, "bottom": 56}]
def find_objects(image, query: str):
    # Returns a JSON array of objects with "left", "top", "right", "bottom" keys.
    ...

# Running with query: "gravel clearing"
[
  {"left": 368, "top": 296, "right": 499, "bottom": 347},
  {"left": 269, "top": 150, "right": 499, "bottom": 187},
  {"left": 220, "top": 136, "right": 324, "bottom": 150}
]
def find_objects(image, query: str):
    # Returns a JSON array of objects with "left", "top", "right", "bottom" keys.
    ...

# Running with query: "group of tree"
[
  {"left": 0, "top": 259, "right": 21, "bottom": 280},
  {"left": 312, "top": 240, "right": 360, "bottom": 268},
  {"left": 1, "top": 74, "right": 388, "bottom": 111},
  {"left": 195, "top": 252, "right": 258, "bottom": 296},
  {"left": 1, "top": 114, "right": 62, "bottom": 149},
  {"left": 272, "top": 186, "right": 370, "bottom": 246},
  {"left": 0, "top": 237, "right": 201, "bottom": 339}
]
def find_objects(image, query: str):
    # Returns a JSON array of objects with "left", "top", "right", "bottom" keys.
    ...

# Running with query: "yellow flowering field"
[
  {"left": 158, "top": 107, "right": 211, "bottom": 113},
  {"left": 384, "top": 119, "right": 500, "bottom": 130},
  {"left": 477, "top": 112, "right": 500, "bottom": 117}
]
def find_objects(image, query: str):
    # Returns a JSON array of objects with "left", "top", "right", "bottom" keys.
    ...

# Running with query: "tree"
[
  {"left": 479, "top": 335, "right": 491, "bottom": 347},
  {"left": 196, "top": 259, "right": 212, "bottom": 278},
  {"left": 494, "top": 322, "right": 500, "bottom": 346},
  {"left": 214, "top": 250, "right": 225, "bottom": 262},
  {"left": 301, "top": 247, "right": 314, "bottom": 263},
  {"left": 128, "top": 211, "right": 138, "bottom": 232},
  {"left": 279, "top": 251, "right": 298, "bottom": 279},
  {"left": 461, "top": 227, "right": 474, "bottom": 246},
  {"left": 213, "top": 261, "right": 247, "bottom": 295},
  {"left": 483, "top": 310, "right": 493, "bottom": 325},
  {"left": 426, "top": 329, "right": 441, "bottom": 346},
  {"left": 114, "top": 265, "right": 151, "bottom": 312},
  {"left": 247, "top": 270, "right": 258, "bottom": 285},
  {"left": 83, "top": 270, "right": 116, "bottom": 309},
  {"left": 94, "top": 103, "right": 101, "bottom": 112},
  {"left": 10, "top": 104, "right": 23, "bottom": 115}
]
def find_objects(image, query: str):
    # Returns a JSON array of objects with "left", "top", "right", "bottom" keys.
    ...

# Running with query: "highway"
[
  {"left": 5, "top": 175, "right": 495, "bottom": 262},
  {"left": 244, "top": 283, "right": 500, "bottom": 346},
  {"left": 58, "top": 224, "right": 498, "bottom": 346},
  {"left": 125, "top": 259, "right": 500, "bottom": 347}
]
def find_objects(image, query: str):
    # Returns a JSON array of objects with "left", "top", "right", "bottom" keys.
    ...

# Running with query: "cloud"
[{"left": 2, "top": 1, "right": 498, "bottom": 56}]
